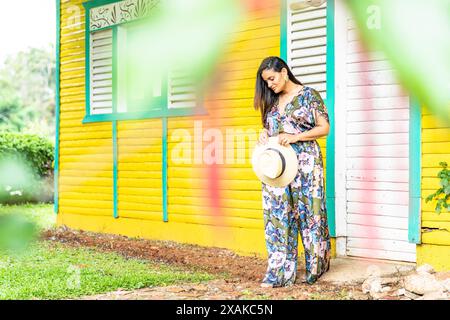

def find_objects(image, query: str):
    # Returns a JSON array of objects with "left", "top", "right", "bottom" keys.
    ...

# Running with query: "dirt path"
[
  {"left": 42, "top": 227, "right": 368, "bottom": 300},
  {"left": 80, "top": 279, "right": 363, "bottom": 300}
]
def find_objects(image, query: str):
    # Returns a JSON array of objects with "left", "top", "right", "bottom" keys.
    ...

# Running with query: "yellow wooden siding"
[
  {"left": 166, "top": 5, "right": 281, "bottom": 228},
  {"left": 417, "top": 244, "right": 450, "bottom": 272},
  {"left": 117, "top": 120, "right": 163, "bottom": 220},
  {"left": 57, "top": 0, "right": 334, "bottom": 258},
  {"left": 167, "top": 3, "right": 328, "bottom": 228},
  {"left": 59, "top": 0, "right": 114, "bottom": 218},
  {"left": 421, "top": 106, "right": 450, "bottom": 225},
  {"left": 56, "top": 212, "right": 267, "bottom": 257},
  {"left": 419, "top": 106, "right": 450, "bottom": 270}
]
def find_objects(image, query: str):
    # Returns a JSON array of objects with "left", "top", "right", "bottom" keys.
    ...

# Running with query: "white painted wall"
[{"left": 338, "top": 1, "right": 416, "bottom": 262}]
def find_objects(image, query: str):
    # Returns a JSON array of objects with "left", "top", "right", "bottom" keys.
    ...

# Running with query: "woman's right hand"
[{"left": 258, "top": 129, "right": 269, "bottom": 145}]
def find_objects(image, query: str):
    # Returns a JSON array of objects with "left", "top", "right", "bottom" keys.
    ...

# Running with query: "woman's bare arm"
[
  {"left": 277, "top": 111, "right": 329, "bottom": 146},
  {"left": 295, "top": 111, "right": 330, "bottom": 141}
]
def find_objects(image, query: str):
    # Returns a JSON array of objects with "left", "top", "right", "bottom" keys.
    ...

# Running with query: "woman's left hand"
[{"left": 278, "top": 133, "right": 299, "bottom": 146}]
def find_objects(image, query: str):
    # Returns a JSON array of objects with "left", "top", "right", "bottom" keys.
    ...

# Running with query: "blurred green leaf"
[
  {"left": 346, "top": 0, "right": 450, "bottom": 124},
  {"left": 0, "top": 214, "right": 38, "bottom": 252}
]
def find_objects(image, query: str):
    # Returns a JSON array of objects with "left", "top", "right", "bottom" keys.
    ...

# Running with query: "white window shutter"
[
  {"left": 116, "top": 26, "right": 127, "bottom": 113},
  {"left": 90, "top": 29, "right": 113, "bottom": 114},
  {"left": 287, "top": 1, "right": 327, "bottom": 100},
  {"left": 168, "top": 69, "right": 198, "bottom": 109}
]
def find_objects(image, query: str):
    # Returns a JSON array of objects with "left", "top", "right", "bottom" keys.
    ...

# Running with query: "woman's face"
[{"left": 261, "top": 68, "right": 286, "bottom": 94}]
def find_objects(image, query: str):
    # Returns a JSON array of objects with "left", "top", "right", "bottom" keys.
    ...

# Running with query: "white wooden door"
[{"left": 343, "top": 9, "right": 416, "bottom": 262}]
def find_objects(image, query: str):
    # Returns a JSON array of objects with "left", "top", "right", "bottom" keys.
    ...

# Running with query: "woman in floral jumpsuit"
[{"left": 254, "top": 56, "right": 331, "bottom": 286}]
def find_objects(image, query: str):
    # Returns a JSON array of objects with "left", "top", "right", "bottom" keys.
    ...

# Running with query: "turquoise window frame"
[
  {"left": 280, "top": 0, "right": 336, "bottom": 237},
  {"left": 325, "top": 0, "right": 336, "bottom": 239},
  {"left": 54, "top": 0, "right": 61, "bottom": 214},
  {"left": 82, "top": 0, "right": 207, "bottom": 124},
  {"left": 408, "top": 97, "right": 421, "bottom": 244}
]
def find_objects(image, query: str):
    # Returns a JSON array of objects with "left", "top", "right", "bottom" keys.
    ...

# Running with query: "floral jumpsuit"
[{"left": 261, "top": 86, "right": 331, "bottom": 286}]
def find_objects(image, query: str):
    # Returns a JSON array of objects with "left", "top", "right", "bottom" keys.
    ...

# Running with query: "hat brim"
[
  {"left": 252, "top": 138, "right": 299, "bottom": 188},
  {"left": 290, "top": 0, "right": 326, "bottom": 11}
]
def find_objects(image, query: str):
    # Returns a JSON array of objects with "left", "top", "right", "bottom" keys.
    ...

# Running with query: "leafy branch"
[{"left": 425, "top": 162, "right": 450, "bottom": 214}]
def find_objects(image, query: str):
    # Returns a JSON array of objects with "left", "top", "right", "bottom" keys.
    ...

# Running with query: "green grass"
[
  {"left": 0, "top": 203, "right": 55, "bottom": 231},
  {"left": 0, "top": 204, "right": 215, "bottom": 300},
  {"left": 0, "top": 241, "right": 214, "bottom": 300}
]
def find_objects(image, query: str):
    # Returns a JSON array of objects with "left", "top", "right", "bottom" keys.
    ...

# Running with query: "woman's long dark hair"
[{"left": 254, "top": 56, "right": 302, "bottom": 128}]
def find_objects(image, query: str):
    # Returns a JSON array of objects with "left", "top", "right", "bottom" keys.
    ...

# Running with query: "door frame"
[{"left": 333, "top": 0, "right": 348, "bottom": 256}]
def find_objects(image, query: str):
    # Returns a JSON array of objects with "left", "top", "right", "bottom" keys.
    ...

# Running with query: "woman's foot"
[
  {"left": 260, "top": 282, "right": 274, "bottom": 288},
  {"left": 301, "top": 272, "right": 318, "bottom": 285}
]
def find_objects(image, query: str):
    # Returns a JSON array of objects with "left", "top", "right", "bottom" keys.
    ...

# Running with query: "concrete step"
[{"left": 319, "top": 257, "right": 416, "bottom": 285}]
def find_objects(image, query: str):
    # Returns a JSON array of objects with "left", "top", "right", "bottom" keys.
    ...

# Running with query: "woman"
[{"left": 253, "top": 56, "right": 331, "bottom": 286}]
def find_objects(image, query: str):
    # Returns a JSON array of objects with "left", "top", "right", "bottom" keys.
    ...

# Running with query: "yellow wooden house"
[{"left": 55, "top": 0, "right": 449, "bottom": 270}]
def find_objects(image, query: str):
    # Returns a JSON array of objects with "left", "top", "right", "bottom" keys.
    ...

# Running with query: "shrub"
[
  {"left": 0, "top": 133, "right": 54, "bottom": 177},
  {"left": 0, "top": 133, "right": 54, "bottom": 204}
]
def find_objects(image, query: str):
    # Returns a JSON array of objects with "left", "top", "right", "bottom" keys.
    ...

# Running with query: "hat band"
[{"left": 266, "top": 148, "right": 286, "bottom": 178}]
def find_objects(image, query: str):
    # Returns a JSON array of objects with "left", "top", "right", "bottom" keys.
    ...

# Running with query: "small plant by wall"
[{"left": 426, "top": 162, "right": 450, "bottom": 213}]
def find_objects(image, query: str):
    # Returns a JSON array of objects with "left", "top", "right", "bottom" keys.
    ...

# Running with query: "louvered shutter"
[
  {"left": 168, "top": 69, "right": 198, "bottom": 109},
  {"left": 287, "top": 1, "right": 327, "bottom": 100},
  {"left": 90, "top": 29, "right": 113, "bottom": 114}
]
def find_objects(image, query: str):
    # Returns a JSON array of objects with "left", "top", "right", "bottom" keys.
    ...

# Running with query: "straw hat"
[
  {"left": 290, "top": 0, "right": 326, "bottom": 11},
  {"left": 252, "top": 137, "right": 299, "bottom": 187}
]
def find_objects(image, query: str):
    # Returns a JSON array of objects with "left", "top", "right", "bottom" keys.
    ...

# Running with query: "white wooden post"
[{"left": 333, "top": 0, "right": 348, "bottom": 257}]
